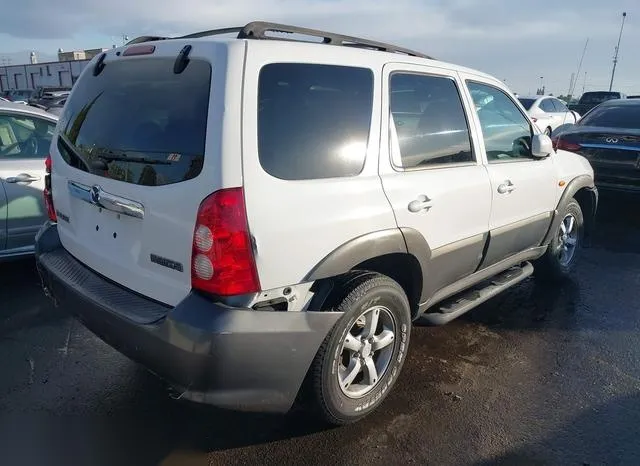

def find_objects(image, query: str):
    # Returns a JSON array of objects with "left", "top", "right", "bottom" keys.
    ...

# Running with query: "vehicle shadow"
[
  {"left": 473, "top": 393, "right": 640, "bottom": 465},
  {"left": 0, "top": 258, "right": 65, "bottom": 337},
  {"left": 459, "top": 190, "right": 640, "bottom": 332},
  {"left": 589, "top": 190, "right": 640, "bottom": 253},
  {"left": 2, "top": 371, "right": 335, "bottom": 466}
]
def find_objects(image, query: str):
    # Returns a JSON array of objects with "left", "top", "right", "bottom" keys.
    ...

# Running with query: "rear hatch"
[
  {"left": 50, "top": 41, "right": 227, "bottom": 306},
  {"left": 570, "top": 125, "right": 640, "bottom": 188},
  {"left": 582, "top": 131, "right": 640, "bottom": 187}
]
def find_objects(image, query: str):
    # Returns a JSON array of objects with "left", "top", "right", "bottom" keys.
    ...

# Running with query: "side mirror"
[{"left": 532, "top": 133, "right": 553, "bottom": 158}]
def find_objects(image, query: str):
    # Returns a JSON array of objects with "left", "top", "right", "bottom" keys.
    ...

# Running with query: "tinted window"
[
  {"left": 0, "top": 114, "right": 55, "bottom": 159},
  {"left": 389, "top": 73, "right": 473, "bottom": 169},
  {"left": 578, "top": 104, "right": 640, "bottom": 130},
  {"left": 580, "top": 92, "right": 620, "bottom": 104},
  {"left": 57, "top": 58, "right": 212, "bottom": 186},
  {"left": 258, "top": 63, "right": 373, "bottom": 180},
  {"left": 467, "top": 82, "right": 533, "bottom": 162},
  {"left": 539, "top": 99, "right": 556, "bottom": 112},
  {"left": 517, "top": 98, "right": 536, "bottom": 110}
]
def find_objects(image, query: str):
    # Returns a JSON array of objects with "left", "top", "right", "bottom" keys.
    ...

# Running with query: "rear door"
[
  {"left": 538, "top": 98, "right": 559, "bottom": 132},
  {"left": 462, "top": 78, "right": 558, "bottom": 268},
  {"left": 0, "top": 111, "right": 54, "bottom": 252},
  {"left": 551, "top": 98, "right": 577, "bottom": 125},
  {"left": 50, "top": 41, "right": 235, "bottom": 306},
  {"left": 379, "top": 64, "right": 492, "bottom": 299}
]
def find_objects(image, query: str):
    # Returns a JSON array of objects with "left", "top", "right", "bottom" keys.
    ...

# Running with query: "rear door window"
[
  {"left": 57, "top": 57, "right": 212, "bottom": 186},
  {"left": 539, "top": 99, "right": 556, "bottom": 113},
  {"left": 552, "top": 99, "right": 569, "bottom": 112},
  {"left": 389, "top": 73, "right": 474, "bottom": 169},
  {"left": 257, "top": 63, "right": 374, "bottom": 180}
]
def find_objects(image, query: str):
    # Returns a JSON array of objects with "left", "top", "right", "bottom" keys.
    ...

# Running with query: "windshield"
[
  {"left": 580, "top": 92, "right": 620, "bottom": 104},
  {"left": 517, "top": 98, "right": 536, "bottom": 110},
  {"left": 57, "top": 57, "right": 212, "bottom": 186},
  {"left": 578, "top": 105, "right": 640, "bottom": 130}
]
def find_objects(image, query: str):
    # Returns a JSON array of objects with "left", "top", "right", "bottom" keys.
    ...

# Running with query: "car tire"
[
  {"left": 309, "top": 273, "right": 411, "bottom": 425},
  {"left": 535, "top": 198, "right": 584, "bottom": 281}
]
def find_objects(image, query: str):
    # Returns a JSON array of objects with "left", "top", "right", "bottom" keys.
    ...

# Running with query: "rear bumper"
[{"left": 35, "top": 222, "right": 341, "bottom": 413}]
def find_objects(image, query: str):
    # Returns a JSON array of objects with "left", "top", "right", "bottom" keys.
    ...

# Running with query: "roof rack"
[
  {"left": 126, "top": 21, "right": 434, "bottom": 59},
  {"left": 126, "top": 35, "right": 170, "bottom": 45}
]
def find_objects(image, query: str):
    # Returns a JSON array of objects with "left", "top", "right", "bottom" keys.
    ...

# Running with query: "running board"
[{"left": 419, "top": 262, "right": 534, "bottom": 325}]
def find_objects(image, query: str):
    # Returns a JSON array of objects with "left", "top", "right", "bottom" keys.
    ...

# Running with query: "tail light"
[
  {"left": 191, "top": 187, "right": 260, "bottom": 296},
  {"left": 44, "top": 154, "right": 57, "bottom": 222},
  {"left": 552, "top": 137, "right": 582, "bottom": 152}
]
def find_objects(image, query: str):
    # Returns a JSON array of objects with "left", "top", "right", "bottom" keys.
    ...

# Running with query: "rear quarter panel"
[{"left": 241, "top": 43, "right": 398, "bottom": 290}]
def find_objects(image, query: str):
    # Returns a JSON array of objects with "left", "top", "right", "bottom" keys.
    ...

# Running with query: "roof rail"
[
  {"left": 125, "top": 35, "right": 170, "bottom": 45},
  {"left": 235, "top": 21, "right": 434, "bottom": 59},
  {"left": 177, "top": 27, "right": 244, "bottom": 39},
  {"left": 126, "top": 21, "right": 434, "bottom": 59}
]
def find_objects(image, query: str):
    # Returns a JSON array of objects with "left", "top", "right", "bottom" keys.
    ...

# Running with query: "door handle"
[
  {"left": 497, "top": 180, "right": 516, "bottom": 194},
  {"left": 5, "top": 173, "right": 41, "bottom": 184},
  {"left": 408, "top": 194, "right": 433, "bottom": 213}
]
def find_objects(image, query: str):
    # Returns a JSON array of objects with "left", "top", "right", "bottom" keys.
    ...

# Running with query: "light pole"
[
  {"left": 539, "top": 76, "right": 544, "bottom": 95},
  {"left": 609, "top": 12, "right": 627, "bottom": 92}
]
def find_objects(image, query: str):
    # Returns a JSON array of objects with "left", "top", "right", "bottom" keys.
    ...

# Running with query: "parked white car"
[
  {"left": 35, "top": 21, "right": 598, "bottom": 426},
  {"left": 517, "top": 95, "right": 581, "bottom": 136}
]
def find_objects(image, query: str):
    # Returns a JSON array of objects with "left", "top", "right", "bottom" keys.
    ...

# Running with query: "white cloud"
[{"left": 1, "top": 0, "right": 638, "bottom": 95}]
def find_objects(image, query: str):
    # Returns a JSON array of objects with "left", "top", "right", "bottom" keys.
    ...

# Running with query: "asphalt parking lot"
[{"left": 1, "top": 191, "right": 639, "bottom": 466}]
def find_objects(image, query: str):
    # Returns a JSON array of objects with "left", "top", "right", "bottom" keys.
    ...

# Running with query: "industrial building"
[{"left": 0, "top": 48, "right": 109, "bottom": 92}]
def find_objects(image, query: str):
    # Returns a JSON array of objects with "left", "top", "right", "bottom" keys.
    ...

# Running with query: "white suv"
[{"left": 35, "top": 22, "right": 598, "bottom": 425}]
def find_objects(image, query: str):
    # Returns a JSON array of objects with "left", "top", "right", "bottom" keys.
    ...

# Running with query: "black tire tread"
[
  {"left": 535, "top": 198, "right": 583, "bottom": 282},
  {"left": 310, "top": 273, "right": 409, "bottom": 425}
]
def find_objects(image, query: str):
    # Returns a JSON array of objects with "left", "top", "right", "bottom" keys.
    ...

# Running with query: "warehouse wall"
[{"left": 0, "top": 59, "right": 91, "bottom": 92}]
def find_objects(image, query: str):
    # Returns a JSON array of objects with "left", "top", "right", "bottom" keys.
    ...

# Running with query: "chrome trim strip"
[
  {"left": 68, "top": 180, "right": 93, "bottom": 204},
  {"left": 67, "top": 181, "right": 145, "bottom": 219},
  {"left": 580, "top": 143, "right": 640, "bottom": 152}
]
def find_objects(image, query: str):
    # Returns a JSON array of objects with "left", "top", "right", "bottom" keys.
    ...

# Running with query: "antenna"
[
  {"left": 609, "top": 12, "right": 627, "bottom": 92},
  {"left": 568, "top": 38, "right": 589, "bottom": 101},
  {"left": 567, "top": 72, "right": 575, "bottom": 98}
]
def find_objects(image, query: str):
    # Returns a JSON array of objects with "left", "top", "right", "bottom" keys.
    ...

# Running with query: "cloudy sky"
[{"left": 1, "top": 0, "right": 637, "bottom": 96}]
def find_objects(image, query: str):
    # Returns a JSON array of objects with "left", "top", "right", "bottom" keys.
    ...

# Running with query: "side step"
[{"left": 419, "top": 262, "right": 534, "bottom": 325}]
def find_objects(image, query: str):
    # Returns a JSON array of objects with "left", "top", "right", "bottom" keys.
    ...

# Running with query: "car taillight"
[
  {"left": 191, "top": 187, "right": 260, "bottom": 296},
  {"left": 44, "top": 154, "right": 57, "bottom": 222},
  {"left": 553, "top": 137, "right": 582, "bottom": 152}
]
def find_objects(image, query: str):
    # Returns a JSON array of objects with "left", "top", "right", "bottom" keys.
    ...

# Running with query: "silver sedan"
[{"left": 0, "top": 101, "right": 58, "bottom": 261}]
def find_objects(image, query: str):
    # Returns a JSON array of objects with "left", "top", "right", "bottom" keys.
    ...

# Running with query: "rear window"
[
  {"left": 57, "top": 57, "right": 211, "bottom": 186},
  {"left": 578, "top": 105, "right": 640, "bottom": 130},
  {"left": 580, "top": 92, "right": 620, "bottom": 104},
  {"left": 257, "top": 63, "right": 374, "bottom": 180}
]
